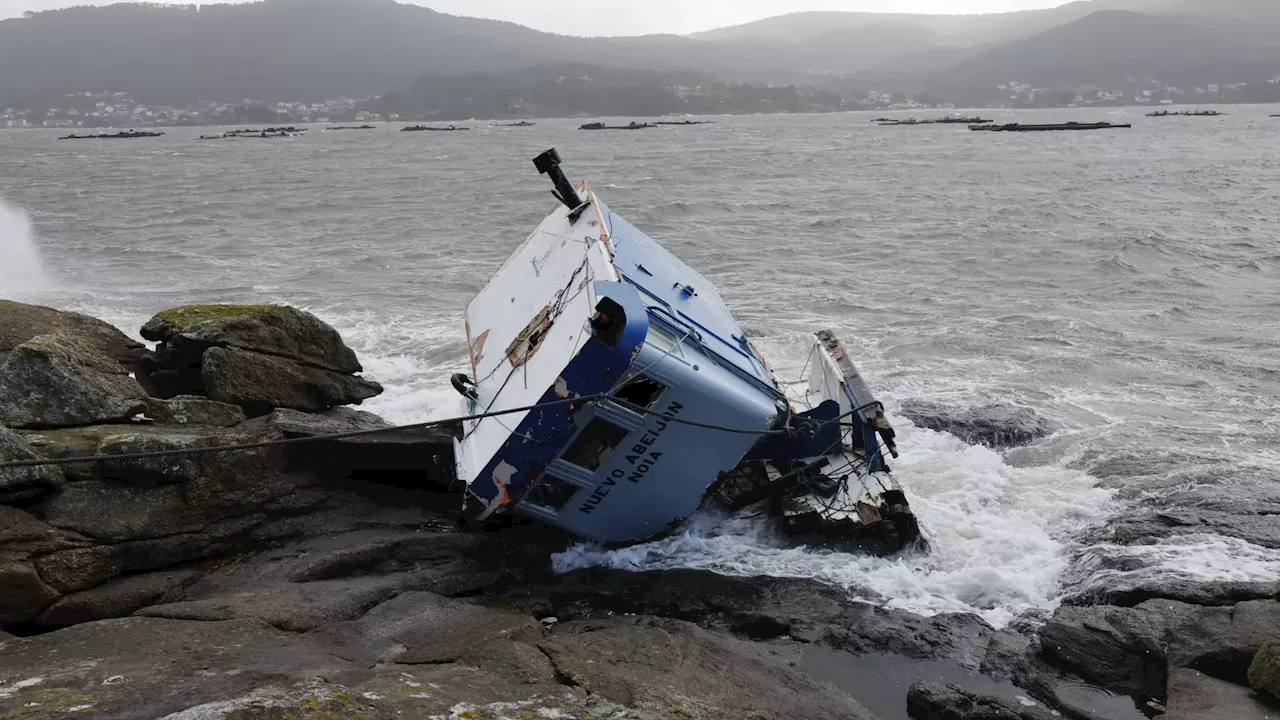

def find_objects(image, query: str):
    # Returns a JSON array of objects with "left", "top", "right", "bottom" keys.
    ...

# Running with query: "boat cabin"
[{"left": 454, "top": 150, "right": 788, "bottom": 544}]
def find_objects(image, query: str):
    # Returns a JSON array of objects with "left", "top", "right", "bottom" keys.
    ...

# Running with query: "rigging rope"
[{"left": 0, "top": 395, "right": 886, "bottom": 470}]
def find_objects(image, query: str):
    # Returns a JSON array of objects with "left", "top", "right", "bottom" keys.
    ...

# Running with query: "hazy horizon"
[{"left": 0, "top": 0, "right": 1084, "bottom": 36}]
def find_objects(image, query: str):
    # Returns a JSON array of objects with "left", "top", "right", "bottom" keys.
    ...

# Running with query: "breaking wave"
[
  {"left": 0, "top": 195, "right": 53, "bottom": 293},
  {"left": 554, "top": 419, "right": 1117, "bottom": 628}
]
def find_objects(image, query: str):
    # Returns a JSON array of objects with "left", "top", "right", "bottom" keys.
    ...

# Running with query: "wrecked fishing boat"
[{"left": 451, "top": 148, "right": 921, "bottom": 553}]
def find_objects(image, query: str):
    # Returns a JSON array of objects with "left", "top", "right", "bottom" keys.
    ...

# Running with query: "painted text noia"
[{"left": 577, "top": 400, "right": 684, "bottom": 514}]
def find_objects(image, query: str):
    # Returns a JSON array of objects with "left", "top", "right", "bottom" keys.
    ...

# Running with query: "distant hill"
[
  {"left": 801, "top": 23, "right": 946, "bottom": 70},
  {"left": 1163, "top": 0, "right": 1280, "bottom": 44},
  {"left": 928, "top": 10, "right": 1280, "bottom": 92},
  {"left": 374, "top": 63, "right": 846, "bottom": 120},
  {"left": 0, "top": 0, "right": 938, "bottom": 105},
  {"left": 3, "top": 0, "right": 1279, "bottom": 110},
  {"left": 0, "top": 0, "right": 566, "bottom": 103},
  {"left": 692, "top": 0, "right": 1175, "bottom": 46}
]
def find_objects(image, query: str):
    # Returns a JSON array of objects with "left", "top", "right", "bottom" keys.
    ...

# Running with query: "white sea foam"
[
  {"left": 1073, "top": 534, "right": 1280, "bottom": 594},
  {"left": 0, "top": 195, "right": 53, "bottom": 293},
  {"left": 555, "top": 421, "right": 1117, "bottom": 628}
]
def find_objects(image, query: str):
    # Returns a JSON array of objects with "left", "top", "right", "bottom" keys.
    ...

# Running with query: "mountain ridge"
[{"left": 2, "top": 0, "right": 1278, "bottom": 110}]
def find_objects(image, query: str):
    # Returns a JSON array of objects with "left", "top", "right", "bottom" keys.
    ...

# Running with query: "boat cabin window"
[
  {"left": 561, "top": 417, "right": 629, "bottom": 471},
  {"left": 613, "top": 375, "right": 667, "bottom": 410},
  {"left": 523, "top": 474, "right": 580, "bottom": 512}
]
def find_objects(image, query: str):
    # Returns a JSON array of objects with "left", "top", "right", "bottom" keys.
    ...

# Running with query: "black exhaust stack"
[{"left": 533, "top": 148, "right": 583, "bottom": 210}]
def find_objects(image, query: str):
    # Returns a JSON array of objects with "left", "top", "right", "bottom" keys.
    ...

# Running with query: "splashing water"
[
  {"left": 0, "top": 196, "right": 52, "bottom": 292},
  {"left": 553, "top": 422, "right": 1118, "bottom": 628}
]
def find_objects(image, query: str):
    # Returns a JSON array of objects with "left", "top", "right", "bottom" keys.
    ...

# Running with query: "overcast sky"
[{"left": 0, "top": 0, "right": 1069, "bottom": 35}]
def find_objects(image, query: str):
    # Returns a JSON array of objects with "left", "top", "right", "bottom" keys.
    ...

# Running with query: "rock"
[
  {"left": 135, "top": 341, "right": 204, "bottom": 398},
  {"left": 243, "top": 407, "right": 456, "bottom": 479},
  {"left": 36, "top": 569, "right": 198, "bottom": 627},
  {"left": 1065, "top": 579, "right": 1280, "bottom": 608},
  {"left": 1140, "top": 598, "right": 1280, "bottom": 684},
  {"left": 1102, "top": 508, "right": 1280, "bottom": 550},
  {"left": 137, "top": 576, "right": 408, "bottom": 633},
  {"left": 0, "top": 426, "right": 64, "bottom": 501},
  {"left": 827, "top": 608, "right": 996, "bottom": 670},
  {"left": 19, "top": 423, "right": 277, "bottom": 484},
  {"left": 91, "top": 425, "right": 286, "bottom": 488},
  {"left": 0, "top": 505, "right": 77, "bottom": 557},
  {"left": 0, "top": 617, "right": 351, "bottom": 718},
  {"left": 906, "top": 681, "right": 1058, "bottom": 720},
  {"left": 1040, "top": 599, "right": 1280, "bottom": 704},
  {"left": 900, "top": 400, "right": 1053, "bottom": 448},
  {"left": 504, "top": 567, "right": 863, "bottom": 641},
  {"left": 201, "top": 346, "right": 382, "bottom": 416},
  {"left": 539, "top": 616, "right": 878, "bottom": 720},
  {"left": 1038, "top": 604, "right": 1167, "bottom": 704},
  {"left": 0, "top": 559, "right": 59, "bottom": 624},
  {"left": 0, "top": 615, "right": 590, "bottom": 720},
  {"left": 34, "top": 546, "right": 124, "bottom": 593},
  {"left": 19, "top": 424, "right": 126, "bottom": 482},
  {"left": 1248, "top": 638, "right": 1280, "bottom": 700},
  {"left": 143, "top": 395, "right": 246, "bottom": 426},
  {"left": 33, "top": 426, "right": 292, "bottom": 548},
  {"left": 159, "top": 526, "right": 547, "bottom": 607},
  {"left": 140, "top": 304, "right": 362, "bottom": 374},
  {"left": 0, "top": 299, "right": 143, "bottom": 370},
  {"left": 309, "top": 590, "right": 544, "bottom": 665},
  {"left": 980, "top": 629, "right": 1034, "bottom": 682},
  {"left": 38, "top": 473, "right": 283, "bottom": 544},
  {"left": 1165, "top": 668, "right": 1276, "bottom": 720},
  {"left": 507, "top": 568, "right": 1001, "bottom": 669},
  {"left": 0, "top": 332, "right": 147, "bottom": 429}
]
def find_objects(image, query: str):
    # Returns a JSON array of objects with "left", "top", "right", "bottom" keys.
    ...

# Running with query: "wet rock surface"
[
  {"left": 0, "top": 333, "right": 148, "bottom": 428},
  {"left": 899, "top": 400, "right": 1054, "bottom": 448},
  {"left": 1249, "top": 638, "right": 1280, "bottom": 700},
  {"left": 0, "top": 427, "right": 64, "bottom": 501},
  {"left": 140, "top": 304, "right": 363, "bottom": 374},
  {"left": 143, "top": 395, "right": 246, "bottom": 426},
  {"left": 201, "top": 345, "right": 382, "bottom": 416},
  {"left": 244, "top": 407, "right": 457, "bottom": 482},
  {"left": 1165, "top": 668, "right": 1278, "bottom": 720},
  {"left": 1038, "top": 604, "right": 1168, "bottom": 704},
  {"left": 135, "top": 304, "right": 379, "bottom": 413},
  {"left": 1100, "top": 507, "right": 1280, "bottom": 550},
  {"left": 906, "top": 682, "right": 1059, "bottom": 720},
  {"left": 0, "top": 299, "right": 143, "bottom": 371},
  {"left": 1064, "top": 579, "right": 1280, "bottom": 608}
]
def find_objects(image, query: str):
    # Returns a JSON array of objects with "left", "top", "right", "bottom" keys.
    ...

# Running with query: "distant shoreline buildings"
[{"left": 2, "top": 79, "right": 1275, "bottom": 129}]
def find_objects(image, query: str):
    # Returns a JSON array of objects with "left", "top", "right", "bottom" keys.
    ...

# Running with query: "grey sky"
[{"left": 0, "top": 0, "right": 1069, "bottom": 35}]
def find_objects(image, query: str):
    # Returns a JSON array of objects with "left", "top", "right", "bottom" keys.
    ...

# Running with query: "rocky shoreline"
[{"left": 1, "top": 299, "right": 1277, "bottom": 720}]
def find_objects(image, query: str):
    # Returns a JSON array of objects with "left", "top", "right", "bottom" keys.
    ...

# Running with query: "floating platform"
[
  {"left": 449, "top": 148, "right": 921, "bottom": 553},
  {"left": 580, "top": 122, "right": 656, "bottom": 131},
  {"left": 403, "top": 125, "right": 470, "bottom": 132},
  {"left": 1146, "top": 110, "right": 1225, "bottom": 117},
  {"left": 201, "top": 130, "right": 305, "bottom": 139},
  {"left": 327, "top": 125, "right": 377, "bottom": 130},
  {"left": 970, "top": 122, "right": 1131, "bottom": 132},
  {"left": 880, "top": 117, "right": 993, "bottom": 126},
  {"left": 58, "top": 131, "right": 165, "bottom": 140},
  {"left": 224, "top": 126, "right": 306, "bottom": 135},
  {"left": 653, "top": 120, "right": 715, "bottom": 126},
  {"left": 501, "top": 121, "right": 537, "bottom": 127}
]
